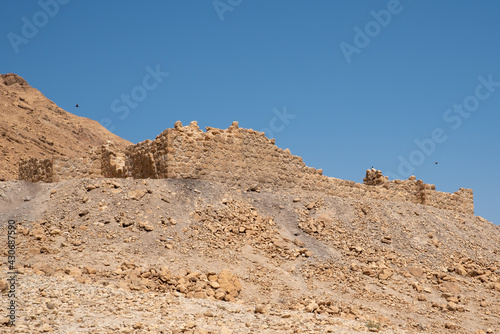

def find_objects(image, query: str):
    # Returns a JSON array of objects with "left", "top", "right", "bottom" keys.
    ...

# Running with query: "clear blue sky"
[{"left": 1, "top": 1, "right": 499, "bottom": 224}]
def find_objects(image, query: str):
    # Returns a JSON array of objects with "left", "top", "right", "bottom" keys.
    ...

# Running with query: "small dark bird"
[
  {"left": 434, "top": 162, "right": 438, "bottom": 164},
  {"left": 75, "top": 104, "right": 79, "bottom": 108}
]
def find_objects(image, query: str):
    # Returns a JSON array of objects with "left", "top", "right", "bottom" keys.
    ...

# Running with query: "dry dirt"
[{"left": 0, "top": 73, "right": 499, "bottom": 333}]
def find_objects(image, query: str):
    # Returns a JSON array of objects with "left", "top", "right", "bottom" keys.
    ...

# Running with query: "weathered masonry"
[{"left": 19, "top": 121, "right": 474, "bottom": 214}]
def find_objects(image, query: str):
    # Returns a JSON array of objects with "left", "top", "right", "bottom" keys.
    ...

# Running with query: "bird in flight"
[
  {"left": 434, "top": 162, "right": 438, "bottom": 164},
  {"left": 75, "top": 104, "right": 79, "bottom": 108}
]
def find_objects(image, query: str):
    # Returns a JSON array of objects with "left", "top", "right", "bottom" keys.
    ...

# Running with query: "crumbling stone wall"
[
  {"left": 19, "top": 145, "right": 103, "bottom": 182},
  {"left": 154, "top": 121, "right": 327, "bottom": 191},
  {"left": 358, "top": 171, "right": 474, "bottom": 214},
  {"left": 363, "top": 168, "right": 389, "bottom": 186},
  {"left": 18, "top": 121, "right": 475, "bottom": 215},
  {"left": 19, "top": 157, "right": 53, "bottom": 182},
  {"left": 19, "top": 156, "right": 96, "bottom": 182},
  {"left": 100, "top": 142, "right": 127, "bottom": 178}
]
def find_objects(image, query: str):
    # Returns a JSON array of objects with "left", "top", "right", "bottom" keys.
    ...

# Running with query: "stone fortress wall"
[{"left": 18, "top": 121, "right": 474, "bottom": 215}]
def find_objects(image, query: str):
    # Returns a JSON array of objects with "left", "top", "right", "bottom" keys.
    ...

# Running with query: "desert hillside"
[
  {"left": 0, "top": 178, "right": 499, "bottom": 333},
  {"left": 0, "top": 73, "right": 131, "bottom": 181},
  {"left": 0, "top": 74, "right": 499, "bottom": 333}
]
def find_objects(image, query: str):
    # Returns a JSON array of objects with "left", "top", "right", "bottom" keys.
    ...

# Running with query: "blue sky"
[{"left": 1, "top": 1, "right": 499, "bottom": 224}]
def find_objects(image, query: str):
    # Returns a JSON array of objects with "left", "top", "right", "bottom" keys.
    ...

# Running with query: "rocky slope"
[
  {"left": 0, "top": 73, "right": 498, "bottom": 333},
  {"left": 0, "top": 73, "right": 132, "bottom": 181},
  {"left": 0, "top": 178, "right": 498, "bottom": 333}
]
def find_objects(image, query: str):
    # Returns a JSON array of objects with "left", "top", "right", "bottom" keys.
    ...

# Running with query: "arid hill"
[
  {"left": 0, "top": 73, "right": 131, "bottom": 181},
  {"left": 0, "top": 74, "right": 498, "bottom": 333},
  {"left": 0, "top": 178, "right": 499, "bottom": 333}
]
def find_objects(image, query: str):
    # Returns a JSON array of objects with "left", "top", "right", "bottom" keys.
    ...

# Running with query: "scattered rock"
[
  {"left": 78, "top": 210, "right": 89, "bottom": 217},
  {"left": 441, "top": 282, "right": 461, "bottom": 294},
  {"left": 85, "top": 184, "right": 97, "bottom": 191},
  {"left": 454, "top": 265, "right": 467, "bottom": 276},
  {"left": 305, "top": 301, "right": 319, "bottom": 313},
  {"left": 217, "top": 270, "right": 241, "bottom": 300},
  {"left": 83, "top": 266, "right": 97, "bottom": 275},
  {"left": 65, "top": 267, "right": 82, "bottom": 277},
  {"left": 408, "top": 266, "right": 424, "bottom": 277},
  {"left": 138, "top": 221, "right": 154, "bottom": 231},
  {"left": 381, "top": 236, "right": 392, "bottom": 244},
  {"left": 378, "top": 269, "right": 393, "bottom": 280},
  {"left": 254, "top": 304, "right": 271, "bottom": 314},
  {"left": 306, "top": 202, "right": 315, "bottom": 210},
  {"left": 417, "top": 294, "right": 427, "bottom": 301},
  {"left": 447, "top": 302, "right": 457, "bottom": 311},
  {"left": 445, "top": 322, "right": 458, "bottom": 329},
  {"left": 128, "top": 189, "right": 148, "bottom": 200},
  {"left": 122, "top": 220, "right": 133, "bottom": 227}
]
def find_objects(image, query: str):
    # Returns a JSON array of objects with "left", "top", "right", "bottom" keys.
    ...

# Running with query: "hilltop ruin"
[{"left": 18, "top": 120, "right": 474, "bottom": 214}]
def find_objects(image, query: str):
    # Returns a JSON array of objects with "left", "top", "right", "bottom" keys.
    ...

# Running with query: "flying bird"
[
  {"left": 434, "top": 162, "right": 438, "bottom": 164},
  {"left": 75, "top": 104, "right": 79, "bottom": 108}
]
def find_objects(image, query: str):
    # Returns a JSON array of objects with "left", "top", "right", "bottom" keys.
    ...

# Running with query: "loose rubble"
[{"left": 0, "top": 178, "right": 498, "bottom": 333}]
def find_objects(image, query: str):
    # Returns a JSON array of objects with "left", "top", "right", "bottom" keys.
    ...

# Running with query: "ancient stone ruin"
[{"left": 18, "top": 121, "right": 474, "bottom": 214}]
